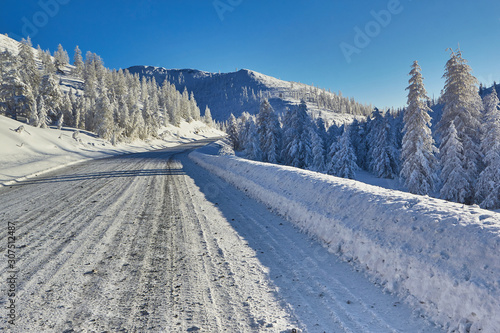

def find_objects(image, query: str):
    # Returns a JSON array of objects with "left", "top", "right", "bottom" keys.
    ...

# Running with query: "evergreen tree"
[
  {"left": 38, "top": 48, "right": 56, "bottom": 75},
  {"left": 440, "top": 121, "right": 470, "bottom": 202},
  {"left": 227, "top": 113, "right": 240, "bottom": 150},
  {"left": 308, "top": 126, "right": 326, "bottom": 172},
  {"left": 96, "top": 93, "right": 114, "bottom": 140},
  {"left": 39, "top": 74, "right": 63, "bottom": 124},
  {"left": 257, "top": 99, "right": 281, "bottom": 163},
  {"left": 242, "top": 117, "right": 262, "bottom": 161},
  {"left": 476, "top": 88, "right": 500, "bottom": 208},
  {"left": 350, "top": 119, "right": 369, "bottom": 170},
  {"left": 0, "top": 50, "right": 33, "bottom": 120},
  {"left": 60, "top": 93, "right": 74, "bottom": 127},
  {"left": 18, "top": 37, "right": 41, "bottom": 93},
  {"left": 438, "top": 48, "right": 482, "bottom": 204},
  {"left": 189, "top": 91, "right": 201, "bottom": 121},
  {"left": 369, "top": 110, "right": 400, "bottom": 179},
  {"left": 400, "top": 61, "right": 438, "bottom": 195},
  {"left": 53, "top": 44, "right": 69, "bottom": 73},
  {"left": 203, "top": 106, "right": 213, "bottom": 126},
  {"left": 281, "top": 100, "right": 312, "bottom": 168},
  {"left": 180, "top": 88, "right": 190, "bottom": 121},
  {"left": 35, "top": 96, "right": 49, "bottom": 128},
  {"left": 72, "top": 45, "right": 84, "bottom": 78},
  {"left": 330, "top": 126, "right": 358, "bottom": 179}
]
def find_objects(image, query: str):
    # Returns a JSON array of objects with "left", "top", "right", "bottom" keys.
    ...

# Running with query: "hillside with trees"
[{"left": 0, "top": 34, "right": 213, "bottom": 144}]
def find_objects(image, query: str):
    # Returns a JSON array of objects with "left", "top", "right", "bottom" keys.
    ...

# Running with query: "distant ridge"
[{"left": 127, "top": 65, "right": 372, "bottom": 124}]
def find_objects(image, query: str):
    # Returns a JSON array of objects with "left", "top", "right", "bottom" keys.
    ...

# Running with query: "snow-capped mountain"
[{"left": 127, "top": 65, "right": 371, "bottom": 124}]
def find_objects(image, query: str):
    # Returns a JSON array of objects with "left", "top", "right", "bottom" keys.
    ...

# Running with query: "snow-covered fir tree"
[
  {"left": 53, "top": 44, "right": 69, "bottom": 73},
  {"left": 330, "top": 126, "right": 358, "bottom": 179},
  {"left": 0, "top": 50, "right": 33, "bottom": 120},
  {"left": 38, "top": 47, "right": 56, "bottom": 75},
  {"left": 368, "top": 109, "right": 399, "bottom": 178},
  {"left": 35, "top": 96, "right": 49, "bottom": 128},
  {"left": 438, "top": 48, "right": 483, "bottom": 204},
  {"left": 72, "top": 45, "right": 84, "bottom": 78},
  {"left": 39, "top": 74, "right": 63, "bottom": 124},
  {"left": 227, "top": 113, "right": 240, "bottom": 150},
  {"left": 440, "top": 121, "right": 469, "bottom": 202},
  {"left": 350, "top": 119, "right": 369, "bottom": 170},
  {"left": 60, "top": 93, "right": 74, "bottom": 127},
  {"left": 18, "top": 37, "right": 41, "bottom": 94},
  {"left": 281, "top": 100, "right": 312, "bottom": 169},
  {"left": 242, "top": 117, "right": 262, "bottom": 161},
  {"left": 256, "top": 99, "right": 281, "bottom": 164},
  {"left": 95, "top": 92, "right": 115, "bottom": 140},
  {"left": 308, "top": 125, "right": 326, "bottom": 172},
  {"left": 475, "top": 88, "right": 500, "bottom": 208},
  {"left": 203, "top": 106, "right": 213, "bottom": 125},
  {"left": 400, "top": 61, "right": 438, "bottom": 195}
]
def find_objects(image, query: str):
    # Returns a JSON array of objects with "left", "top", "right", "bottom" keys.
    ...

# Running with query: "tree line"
[
  {"left": 0, "top": 37, "right": 214, "bottom": 144},
  {"left": 227, "top": 49, "right": 500, "bottom": 209}
]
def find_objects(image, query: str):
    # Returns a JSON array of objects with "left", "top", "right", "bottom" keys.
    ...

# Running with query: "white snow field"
[
  {"left": 0, "top": 139, "right": 442, "bottom": 332},
  {"left": 190, "top": 141, "right": 500, "bottom": 333},
  {"left": 0, "top": 114, "right": 223, "bottom": 187}
]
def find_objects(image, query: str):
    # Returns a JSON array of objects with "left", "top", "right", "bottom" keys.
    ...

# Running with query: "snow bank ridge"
[{"left": 190, "top": 148, "right": 500, "bottom": 332}]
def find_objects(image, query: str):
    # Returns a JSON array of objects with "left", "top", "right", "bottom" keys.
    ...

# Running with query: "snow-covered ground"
[
  {"left": 0, "top": 115, "right": 224, "bottom": 186},
  {"left": 1, "top": 139, "right": 442, "bottom": 332},
  {"left": 190, "top": 141, "right": 500, "bottom": 332}
]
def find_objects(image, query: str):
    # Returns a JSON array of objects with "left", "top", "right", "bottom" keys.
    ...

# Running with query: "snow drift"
[
  {"left": 190, "top": 144, "right": 500, "bottom": 332},
  {"left": 0, "top": 115, "right": 223, "bottom": 186}
]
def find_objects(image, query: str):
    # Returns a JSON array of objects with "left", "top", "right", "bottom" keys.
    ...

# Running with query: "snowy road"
[{"left": 0, "top": 141, "right": 441, "bottom": 332}]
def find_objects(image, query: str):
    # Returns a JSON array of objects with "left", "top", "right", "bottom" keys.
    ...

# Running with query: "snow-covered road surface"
[{"left": 0, "top": 141, "right": 441, "bottom": 332}]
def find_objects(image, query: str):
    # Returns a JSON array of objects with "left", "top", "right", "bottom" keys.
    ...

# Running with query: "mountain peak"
[{"left": 127, "top": 65, "right": 371, "bottom": 124}]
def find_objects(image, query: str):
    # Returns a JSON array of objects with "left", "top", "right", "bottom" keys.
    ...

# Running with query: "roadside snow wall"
[{"left": 189, "top": 150, "right": 500, "bottom": 332}]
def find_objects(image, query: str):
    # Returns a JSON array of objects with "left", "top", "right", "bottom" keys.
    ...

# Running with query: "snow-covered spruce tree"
[
  {"left": 39, "top": 73, "right": 63, "bottom": 124},
  {"left": 18, "top": 37, "right": 41, "bottom": 94},
  {"left": 350, "top": 119, "right": 369, "bottom": 170},
  {"left": 438, "top": 48, "right": 482, "bottom": 204},
  {"left": 242, "top": 117, "right": 262, "bottom": 161},
  {"left": 72, "top": 45, "right": 84, "bottom": 78},
  {"left": 369, "top": 109, "right": 400, "bottom": 179},
  {"left": 180, "top": 87, "right": 191, "bottom": 121},
  {"left": 189, "top": 91, "right": 201, "bottom": 121},
  {"left": 440, "top": 121, "right": 470, "bottom": 202},
  {"left": 35, "top": 96, "right": 49, "bottom": 128},
  {"left": 53, "top": 44, "right": 69, "bottom": 73},
  {"left": 257, "top": 99, "right": 281, "bottom": 164},
  {"left": 95, "top": 92, "right": 115, "bottom": 140},
  {"left": 308, "top": 125, "right": 326, "bottom": 172},
  {"left": 367, "top": 108, "right": 399, "bottom": 179},
  {"left": 475, "top": 88, "right": 500, "bottom": 208},
  {"left": 38, "top": 47, "right": 56, "bottom": 75},
  {"left": 0, "top": 50, "right": 35, "bottom": 121},
  {"left": 226, "top": 113, "right": 240, "bottom": 150},
  {"left": 330, "top": 126, "right": 358, "bottom": 179},
  {"left": 18, "top": 38, "right": 40, "bottom": 123},
  {"left": 60, "top": 92, "right": 74, "bottom": 127},
  {"left": 203, "top": 106, "right": 213, "bottom": 126},
  {"left": 400, "top": 61, "right": 438, "bottom": 195},
  {"left": 281, "top": 100, "right": 312, "bottom": 169}
]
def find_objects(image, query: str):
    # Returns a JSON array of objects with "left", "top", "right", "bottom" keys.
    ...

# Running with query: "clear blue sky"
[{"left": 1, "top": 0, "right": 499, "bottom": 109}]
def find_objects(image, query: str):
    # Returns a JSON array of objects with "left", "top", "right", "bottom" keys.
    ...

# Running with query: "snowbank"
[
  {"left": 190, "top": 144, "right": 500, "bottom": 332},
  {"left": 0, "top": 115, "right": 223, "bottom": 186}
]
